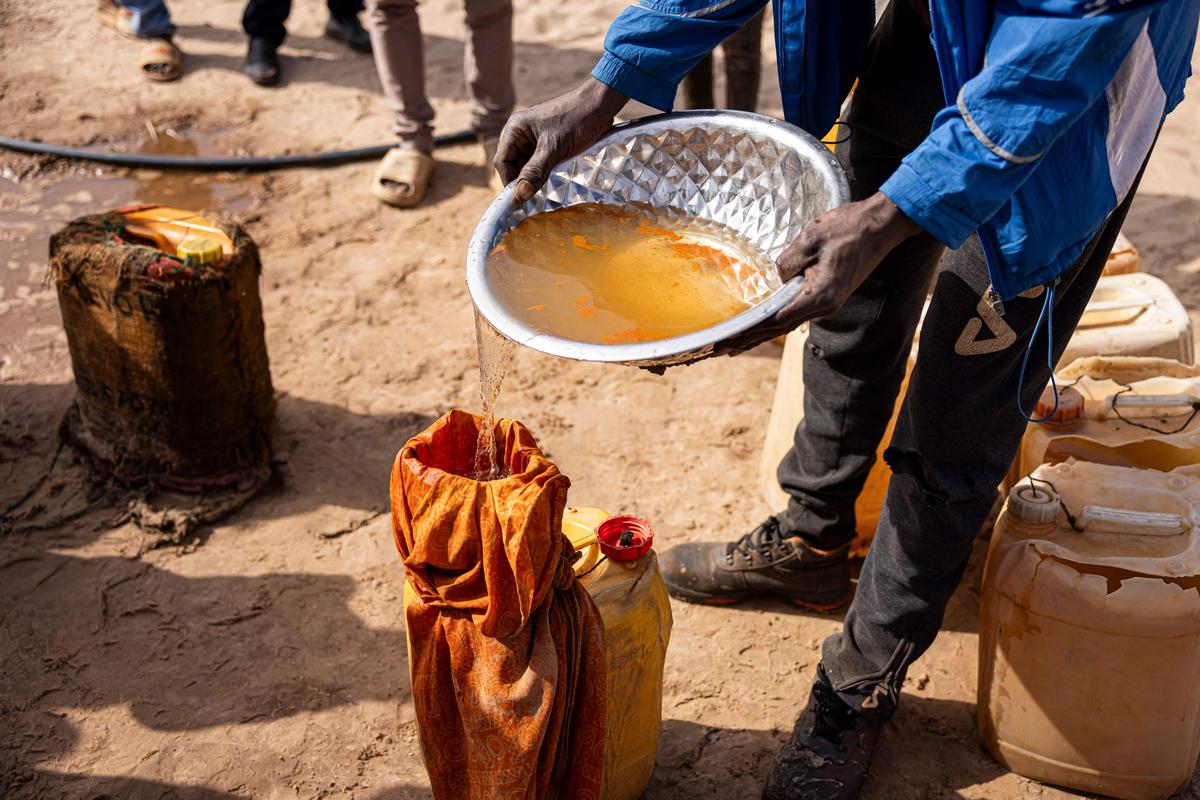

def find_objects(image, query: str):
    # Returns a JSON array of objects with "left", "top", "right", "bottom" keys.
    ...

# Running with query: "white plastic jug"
[
  {"left": 1061, "top": 273, "right": 1193, "bottom": 366},
  {"left": 979, "top": 460, "right": 1200, "bottom": 800},
  {"left": 1103, "top": 232, "right": 1140, "bottom": 276},
  {"left": 1007, "top": 356, "right": 1200, "bottom": 488}
]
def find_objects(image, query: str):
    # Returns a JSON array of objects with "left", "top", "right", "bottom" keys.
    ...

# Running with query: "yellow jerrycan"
[
  {"left": 562, "top": 507, "right": 673, "bottom": 800},
  {"left": 116, "top": 204, "right": 235, "bottom": 259},
  {"left": 979, "top": 460, "right": 1200, "bottom": 800},
  {"left": 1060, "top": 273, "right": 1193, "bottom": 366},
  {"left": 1006, "top": 356, "right": 1200, "bottom": 489}
]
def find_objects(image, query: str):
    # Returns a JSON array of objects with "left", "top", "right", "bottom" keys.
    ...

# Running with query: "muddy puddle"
[{"left": 0, "top": 128, "right": 262, "bottom": 355}]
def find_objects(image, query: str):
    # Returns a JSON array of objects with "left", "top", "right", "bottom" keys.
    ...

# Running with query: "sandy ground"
[{"left": 3, "top": 0, "right": 1200, "bottom": 797}]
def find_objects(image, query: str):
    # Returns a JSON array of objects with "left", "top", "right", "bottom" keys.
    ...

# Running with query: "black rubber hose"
[{"left": 0, "top": 129, "right": 477, "bottom": 171}]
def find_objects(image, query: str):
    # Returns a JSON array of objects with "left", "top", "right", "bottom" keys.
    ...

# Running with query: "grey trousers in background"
[
  {"left": 365, "top": 0, "right": 515, "bottom": 153},
  {"left": 774, "top": 0, "right": 1149, "bottom": 714},
  {"left": 680, "top": 9, "right": 765, "bottom": 112}
]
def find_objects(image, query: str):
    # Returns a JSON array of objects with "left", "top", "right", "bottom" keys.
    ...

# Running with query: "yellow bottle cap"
[{"left": 177, "top": 236, "right": 224, "bottom": 266}]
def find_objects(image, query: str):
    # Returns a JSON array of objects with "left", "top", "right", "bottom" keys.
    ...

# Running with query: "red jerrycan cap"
[{"left": 596, "top": 516, "right": 654, "bottom": 561}]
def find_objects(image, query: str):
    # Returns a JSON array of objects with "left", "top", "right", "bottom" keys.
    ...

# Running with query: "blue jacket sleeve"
[
  {"left": 881, "top": 0, "right": 1164, "bottom": 249},
  {"left": 592, "top": 0, "right": 770, "bottom": 112}
]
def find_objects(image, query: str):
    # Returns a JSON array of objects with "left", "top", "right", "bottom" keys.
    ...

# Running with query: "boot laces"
[
  {"left": 801, "top": 681, "right": 868, "bottom": 753},
  {"left": 808, "top": 679, "right": 858, "bottom": 745},
  {"left": 725, "top": 517, "right": 789, "bottom": 564}
]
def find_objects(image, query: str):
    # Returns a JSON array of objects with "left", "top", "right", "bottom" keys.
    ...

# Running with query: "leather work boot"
[
  {"left": 659, "top": 516, "right": 851, "bottom": 610},
  {"left": 325, "top": 15, "right": 372, "bottom": 54},
  {"left": 243, "top": 36, "right": 281, "bottom": 86},
  {"left": 763, "top": 667, "right": 883, "bottom": 800}
]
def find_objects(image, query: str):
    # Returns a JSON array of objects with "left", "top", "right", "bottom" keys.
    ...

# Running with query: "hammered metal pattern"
[
  {"left": 506, "top": 126, "right": 828, "bottom": 260},
  {"left": 468, "top": 111, "right": 849, "bottom": 366}
]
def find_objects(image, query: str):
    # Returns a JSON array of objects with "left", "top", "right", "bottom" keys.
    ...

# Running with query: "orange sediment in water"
[
  {"left": 571, "top": 235, "right": 607, "bottom": 251},
  {"left": 486, "top": 203, "right": 778, "bottom": 345},
  {"left": 636, "top": 218, "right": 680, "bottom": 239},
  {"left": 601, "top": 327, "right": 659, "bottom": 345}
]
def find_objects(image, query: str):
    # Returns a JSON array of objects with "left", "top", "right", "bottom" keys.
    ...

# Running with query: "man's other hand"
[
  {"left": 494, "top": 78, "right": 630, "bottom": 204},
  {"left": 717, "top": 192, "right": 922, "bottom": 356}
]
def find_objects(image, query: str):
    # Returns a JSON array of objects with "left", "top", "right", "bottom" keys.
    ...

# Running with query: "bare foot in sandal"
[
  {"left": 96, "top": 0, "right": 138, "bottom": 38},
  {"left": 372, "top": 147, "right": 436, "bottom": 208},
  {"left": 98, "top": 1, "right": 182, "bottom": 82},
  {"left": 141, "top": 38, "right": 183, "bottom": 82}
]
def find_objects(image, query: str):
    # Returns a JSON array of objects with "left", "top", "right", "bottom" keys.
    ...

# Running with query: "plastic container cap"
[
  {"left": 1008, "top": 482, "right": 1060, "bottom": 525},
  {"left": 177, "top": 236, "right": 224, "bottom": 266},
  {"left": 1034, "top": 385, "right": 1084, "bottom": 426},
  {"left": 597, "top": 516, "right": 654, "bottom": 561}
]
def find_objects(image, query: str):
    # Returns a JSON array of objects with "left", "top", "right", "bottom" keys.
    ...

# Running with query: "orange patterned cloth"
[{"left": 390, "top": 410, "right": 607, "bottom": 800}]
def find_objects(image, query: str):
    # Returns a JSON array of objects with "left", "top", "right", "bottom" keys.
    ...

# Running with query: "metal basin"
[{"left": 467, "top": 110, "right": 850, "bottom": 367}]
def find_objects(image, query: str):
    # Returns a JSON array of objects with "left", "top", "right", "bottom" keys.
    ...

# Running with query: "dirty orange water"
[
  {"left": 487, "top": 203, "right": 779, "bottom": 345},
  {"left": 472, "top": 312, "right": 515, "bottom": 480}
]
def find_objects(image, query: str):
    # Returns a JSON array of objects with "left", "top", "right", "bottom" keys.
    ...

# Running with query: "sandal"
[
  {"left": 372, "top": 147, "right": 436, "bottom": 208},
  {"left": 140, "top": 39, "right": 183, "bottom": 82},
  {"left": 97, "top": 0, "right": 138, "bottom": 38}
]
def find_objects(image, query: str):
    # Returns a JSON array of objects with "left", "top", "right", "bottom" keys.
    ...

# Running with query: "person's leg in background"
[
  {"left": 463, "top": 0, "right": 515, "bottom": 189},
  {"left": 681, "top": 54, "right": 716, "bottom": 110},
  {"left": 720, "top": 8, "right": 764, "bottom": 112},
  {"left": 325, "top": 0, "right": 372, "bottom": 53},
  {"left": 99, "top": 0, "right": 183, "bottom": 81},
  {"left": 366, "top": 0, "right": 435, "bottom": 154},
  {"left": 242, "top": 0, "right": 289, "bottom": 49},
  {"left": 365, "top": 0, "right": 438, "bottom": 207},
  {"left": 116, "top": 0, "right": 176, "bottom": 39},
  {"left": 659, "top": 0, "right": 944, "bottom": 612},
  {"left": 242, "top": 0, "right": 289, "bottom": 85},
  {"left": 680, "top": 9, "right": 763, "bottom": 111}
]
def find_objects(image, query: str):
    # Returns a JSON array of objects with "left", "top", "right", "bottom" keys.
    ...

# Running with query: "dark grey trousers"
[{"left": 775, "top": 0, "right": 1148, "bottom": 713}]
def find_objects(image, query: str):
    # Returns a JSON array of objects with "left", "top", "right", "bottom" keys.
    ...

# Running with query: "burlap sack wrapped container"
[
  {"left": 49, "top": 211, "right": 273, "bottom": 489},
  {"left": 390, "top": 410, "right": 607, "bottom": 799}
]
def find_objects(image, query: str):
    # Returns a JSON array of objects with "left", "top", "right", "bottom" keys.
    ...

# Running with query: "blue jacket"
[{"left": 592, "top": 0, "right": 1199, "bottom": 299}]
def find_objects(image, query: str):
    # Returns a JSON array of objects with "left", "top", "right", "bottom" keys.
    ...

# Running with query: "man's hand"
[
  {"left": 495, "top": 78, "right": 630, "bottom": 204},
  {"left": 717, "top": 192, "right": 922, "bottom": 356}
]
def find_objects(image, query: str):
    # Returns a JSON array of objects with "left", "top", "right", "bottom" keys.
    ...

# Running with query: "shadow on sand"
[
  {"left": 0, "top": 381, "right": 437, "bottom": 547},
  {"left": 646, "top": 700, "right": 1009, "bottom": 799}
]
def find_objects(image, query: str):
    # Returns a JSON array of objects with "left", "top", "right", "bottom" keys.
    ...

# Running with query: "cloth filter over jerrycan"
[
  {"left": 390, "top": 410, "right": 608, "bottom": 800},
  {"left": 50, "top": 205, "right": 273, "bottom": 490}
]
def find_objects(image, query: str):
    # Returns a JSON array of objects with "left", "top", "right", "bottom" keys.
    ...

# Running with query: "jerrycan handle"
[
  {"left": 562, "top": 507, "right": 607, "bottom": 575},
  {"left": 1103, "top": 394, "right": 1198, "bottom": 412},
  {"left": 1075, "top": 505, "right": 1187, "bottom": 536},
  {"left": 1083, "top": 293, "right": 1154, "bottom": 315}
]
